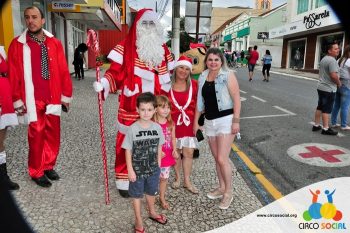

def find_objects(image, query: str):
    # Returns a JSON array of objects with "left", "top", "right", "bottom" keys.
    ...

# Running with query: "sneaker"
[
  {"left": 321, "top": 128, "right": 338, "bottom": 136},
  {"left": 341, "top": 126, "right": 350, "bottom": 130},
  {"left": 207, "top": 188, "right": 223, "bottom": 200},
  {"left": 312, "top": 125, "right": 322, "bottom": 131},
  {"left": 331, "top": 124, "right": 341, "bottom": 128},
  {"left": 218, "top": 193, "right": 233, "bottom": 210}
]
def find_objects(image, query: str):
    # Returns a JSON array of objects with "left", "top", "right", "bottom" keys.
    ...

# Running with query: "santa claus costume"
[
  {"left": 99, "top": 9, "right": 174, "bottom": 196},
  {"left": 7, "top": 29, "right": 73, "bottom": 186},
  {"left": 0, "top": 47, "right": 20, "bottom": 190}
]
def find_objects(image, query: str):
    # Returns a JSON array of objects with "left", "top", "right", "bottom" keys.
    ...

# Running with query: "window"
[
  {"left": 315, "top": 0, "right": 326, "bottom": 8},
  {"left": 297, "top": 0, "right": 309, "bottom": 14},
  {"left": 318, "top": 33, "right": 344, "bottom": 65}
]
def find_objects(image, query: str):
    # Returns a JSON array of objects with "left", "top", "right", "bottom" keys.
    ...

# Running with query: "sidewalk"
[
  {"left": 254, "top": 65, "right": 319, "bottom": 80},
  {"left": 7, "top": 70, "right": 262, "bottom": 233}
]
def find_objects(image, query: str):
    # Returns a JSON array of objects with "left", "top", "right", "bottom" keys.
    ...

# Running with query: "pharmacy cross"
[{"left": 299, "top": 146, "right": 345, "bottom": 163}]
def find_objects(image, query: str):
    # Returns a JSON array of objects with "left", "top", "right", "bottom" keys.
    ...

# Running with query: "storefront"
[{"left": 270, "top": 5, "right": 348, "bottom": 72}]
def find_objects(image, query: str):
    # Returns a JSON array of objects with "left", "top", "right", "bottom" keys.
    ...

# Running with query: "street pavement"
[{"left": 6, "top": 69, "right": 265, "bottom": 233}]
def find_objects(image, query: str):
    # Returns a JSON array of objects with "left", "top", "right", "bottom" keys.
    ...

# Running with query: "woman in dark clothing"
[{"left": 73, "top": 43, "right": 88, "bottom": 80}]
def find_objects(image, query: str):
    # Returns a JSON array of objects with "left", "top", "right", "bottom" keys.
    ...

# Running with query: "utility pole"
[{"left": 171, "top": 0, "right": 180, "bottom": 60}]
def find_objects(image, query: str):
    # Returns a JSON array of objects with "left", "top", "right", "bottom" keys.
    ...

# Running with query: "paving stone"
[{"left": 6, "top": 70, "right": 263, "bottom": 233}]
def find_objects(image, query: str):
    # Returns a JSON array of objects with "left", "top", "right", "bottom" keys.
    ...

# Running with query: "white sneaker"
[
  {"left": 331, "top": 124, "right": 341, "bottom": 128},
  {"left": 341, "top": 126, "right": 350, "bottom": 130}
]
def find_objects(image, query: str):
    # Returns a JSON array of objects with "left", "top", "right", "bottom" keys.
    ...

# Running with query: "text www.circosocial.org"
[{"left": 257, "top": 213, "right": 298, "bottom": 218}]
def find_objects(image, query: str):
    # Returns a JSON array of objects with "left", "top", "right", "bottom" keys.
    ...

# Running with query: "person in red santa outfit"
[
  {"left": 7, "top": 6, "right": 73, "bottom": 188},
  {"left": 0, "top": 46, "right": 20, "bottom": 190},
  {"left": 94, "top": 8, "right": 175, "bottom": 197}
]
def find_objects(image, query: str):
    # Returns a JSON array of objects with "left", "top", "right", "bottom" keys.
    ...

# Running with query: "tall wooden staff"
[{"left": 86, "top": 29, "right": 110, "bottom": 204}]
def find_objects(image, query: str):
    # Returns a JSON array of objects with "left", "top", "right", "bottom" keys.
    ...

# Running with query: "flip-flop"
[
  {"left": 184, "top": 185, "right": 199, "bottom": 194},
  {"left": 135, "top": 227, "right": 145, "bottom": 233},
  {"left": 149, "top": 214, "right": 168, "bottom": 225},
  {"left": 171, "top": 180, "right": 180, "bottom": 189}
]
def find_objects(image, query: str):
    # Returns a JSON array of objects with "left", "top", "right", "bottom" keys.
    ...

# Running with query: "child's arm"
[
  {"left": 125, "top": 149, "right": 136, "bottom": 182},
  {"left": 171, "top": 125, "right": 179, "bottom": 159},
  {"left": 157, "top": 145, "right": 163, "bottom": 167}
]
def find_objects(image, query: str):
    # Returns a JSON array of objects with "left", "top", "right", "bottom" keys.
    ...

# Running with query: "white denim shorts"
[{"left": 204, "top": 114, "right": 233, "bottom": 137}]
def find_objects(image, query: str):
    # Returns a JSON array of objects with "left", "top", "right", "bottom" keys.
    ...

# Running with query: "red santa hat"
[
  {"left": 123, "top": 8, "right": 156, "bottom": 91},
  {"left": 174, "top": 55, "right": 192, "bottom": 70}
]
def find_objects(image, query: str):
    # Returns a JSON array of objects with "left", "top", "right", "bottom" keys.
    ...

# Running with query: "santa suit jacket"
[
  {"left": 104, "top": 39, "right": 174, "bottom": 134},
  {"left": 7, "top": 29, "right": 73, "bottom": 123}
]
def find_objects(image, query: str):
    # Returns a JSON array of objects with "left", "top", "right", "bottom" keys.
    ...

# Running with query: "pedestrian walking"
[
  {"left": 194, "top": 48, "right": 241, "bottom": 210},
  {"left": 331, "top": 45, "right": 350, "bottom": 130},
  {"left": 248, "top": 45, "right": 259, "bottom": 81},
  {"left": 240, "top": 50, "right": 245, "bottom": 66},
  {"left": 168, "top": 56, "right": 199, "bottom": 194},
  {"left": 7, "top": 6, "right": 73, "bottom": 187},
  {"left": 0, "top": 46, "right": 19, "bottom": 190},
  {"left": 93, "top": 9, "right": 174, "bottom": 198},
  {"left": 153, "top": 95, "right": 179, "bottom": 210},
  {"left": 312, "top": 41, "right": 341, "bottom": 135},
  {"left": 122, "top": 92, "right": 167, "bottom": 233},
  {"left": 262, "top": 50, "right": 272, "bottom": 82},
  {"left": 73, "top": 43, "right": 88, "bottom": 80}
]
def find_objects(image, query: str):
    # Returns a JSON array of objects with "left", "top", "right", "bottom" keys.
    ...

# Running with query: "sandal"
[
  {"left": 149, "top": 214, "right": 168, "bottom": 225},
  {"left": 183, "top": 184, "right": 199, "bottom": 194},
  {"left": 171, "top": 180, "right": 180, "bottom": 189},
  {"left": 135, "top": 227, "right": 145, "bottom": 233}
]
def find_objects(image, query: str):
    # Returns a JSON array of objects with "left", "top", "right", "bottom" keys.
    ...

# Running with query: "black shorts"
[{"left": 316, "top": 89, "right": 336, "bottom": 113}]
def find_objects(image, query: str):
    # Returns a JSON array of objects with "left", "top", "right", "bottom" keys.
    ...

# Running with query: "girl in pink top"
[{"left": 153, "top": 95, "right": 179, "bottom": 210}]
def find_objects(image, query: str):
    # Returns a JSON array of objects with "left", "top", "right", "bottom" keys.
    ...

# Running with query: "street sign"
[{"left": 287, "top": 143, "right": 350, "bottom": 167}]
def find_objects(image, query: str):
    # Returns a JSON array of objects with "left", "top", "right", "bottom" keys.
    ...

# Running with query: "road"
[{"left": 231, "top": 67, "right": 350, "bottom": 203}]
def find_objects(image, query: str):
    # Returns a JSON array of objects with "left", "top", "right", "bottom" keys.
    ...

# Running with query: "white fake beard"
[{"left": 136, "top": 25, "right": 164, "bottom": 68}]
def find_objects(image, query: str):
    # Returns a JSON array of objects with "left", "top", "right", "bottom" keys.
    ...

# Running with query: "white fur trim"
[
  {"left": 23, "top": 43, "right": 37, "bottom": 123},
  {"left": 18, "top": 114, "right": 29, "bottom": 125},
  {"left": 0, "top": 46, "right": 6, "bottom": 59},
  {"left": 168, "top": 60, "right": 175, "bottom": 71},
  {"left": 13, "top": 99, "right": 24, "bottom": 109},
  {"left": 175, "top": 60, "right": 192, "bottom": 70},
  {"left": 116, "top": 121, "right": 129, "bottom": 135},
  {"left": 134, "top": 66, "right": 154, "bottom": 93},
  {"left": 107, "top": 50, "right": 123, "bottom": 64},
  {"left": 115, "top": 180, "right": 129, "bottom": 190},
  {"left": 140, "top": 10, "right": 158, "bottom": 22},
  {"left": 159, "top": 73, "right": 171, "bottom": 92},
  {"left": 123, "top": 84, "right": 139, "bottom": 97},
  {"left": 17, "top": 29, "right": 53, "bottom": 44},
  {"left": 45, "top": 104, "right": 61, "bottom": 116},
  {"left": 61, "top": 95, "right": 73, "bottom": 104},
  {"left": 0, "top": 113, "right": 18, "bottom": 129}
]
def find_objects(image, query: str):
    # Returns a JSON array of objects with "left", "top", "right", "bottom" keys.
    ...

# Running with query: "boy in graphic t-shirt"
[{"left": 122, "top": 92, "right": 167, "bottom": 233}]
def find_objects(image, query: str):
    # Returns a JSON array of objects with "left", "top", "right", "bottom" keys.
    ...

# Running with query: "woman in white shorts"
[{"left": 194, "top": 48, "right": 241, "bottom": 210}]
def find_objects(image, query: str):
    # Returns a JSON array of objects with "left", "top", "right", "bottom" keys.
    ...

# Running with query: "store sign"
[
  {"left": 52, "top": 2, "right": 76, "bottom": 10},
  {"left": 303, "top": 10, "right": 330, "bottom": 29},
  {"left": 269, "top": 6, "right": 339, "bottom": 39}
]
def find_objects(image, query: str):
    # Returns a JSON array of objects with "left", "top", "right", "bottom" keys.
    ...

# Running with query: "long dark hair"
[{"left": 338, "top": 45, "right": 350, "bottom": 66}]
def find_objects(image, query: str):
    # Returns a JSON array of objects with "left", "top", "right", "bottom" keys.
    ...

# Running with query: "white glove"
[
  {"left": 93, "top": 81, "right": 103, "bottom": 92},
  {"left": 93, "top": 77, "right": 110, "bottom": 100}
]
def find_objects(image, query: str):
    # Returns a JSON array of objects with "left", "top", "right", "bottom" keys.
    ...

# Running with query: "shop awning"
[{"left": 48, "top": 1, "right": 121, "bottom": 30}]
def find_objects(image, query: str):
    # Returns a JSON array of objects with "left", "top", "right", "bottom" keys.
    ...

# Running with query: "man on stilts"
[{"left": 94, "top": 9, "right": 174, "bottom": 197}]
